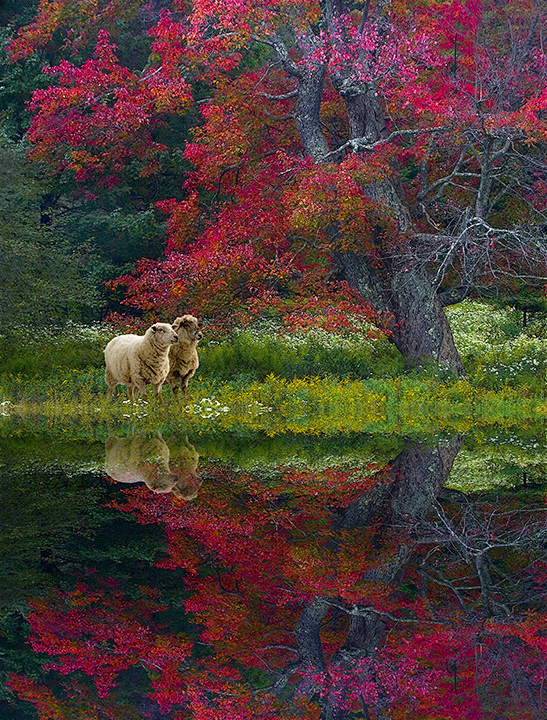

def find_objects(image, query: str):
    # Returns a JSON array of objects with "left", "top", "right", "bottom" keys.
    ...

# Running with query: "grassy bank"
[
  {"left": 0, "top": 370, "right": 544, "bottom": 437},
  {"left": 0, "top": 301, "right": 544, "bottom": 384},
  {"left": 0, "top": 301, "right": 544, "bottom": 434}
]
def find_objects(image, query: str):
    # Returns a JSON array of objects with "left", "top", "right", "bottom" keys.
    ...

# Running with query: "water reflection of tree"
[
  {"left": 8, "top": 438, "right": 547, "bottom": 719},
  {"left": 293, "top": 439, "right": 546, "bottom": 719}
]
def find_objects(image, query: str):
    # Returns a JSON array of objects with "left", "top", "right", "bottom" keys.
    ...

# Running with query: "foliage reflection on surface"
[{"left": 0, "top": 425, "right": 545, "bottom": 719}]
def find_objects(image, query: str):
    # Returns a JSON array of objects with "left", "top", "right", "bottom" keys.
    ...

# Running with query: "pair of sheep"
[{"left": 104, "top": 315, "right": 202, "bottom": 399}]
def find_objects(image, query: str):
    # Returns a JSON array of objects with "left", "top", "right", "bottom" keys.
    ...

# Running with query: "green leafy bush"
[
  {"left": 200, "top": 327, "right": 404, "bottom": 381},
  {"left": 0, "top": 322, "right": 108, "bottom": 376},
  {"left": 446, "top": 300, "right": 546, "bottom": 389}
]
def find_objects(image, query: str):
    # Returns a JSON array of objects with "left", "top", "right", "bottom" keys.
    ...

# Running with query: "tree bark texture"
[{"left": 333, "top": 250, "right": 465, "bottom": 372}]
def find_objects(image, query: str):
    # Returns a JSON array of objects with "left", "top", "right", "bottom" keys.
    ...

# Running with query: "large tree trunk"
[
  {"left": 279, "top": 24, "right": 465, "bottom": 374},
  {"left": 389, "top": 264, "right": 464, "bottom": 372},
  {"left": 334, "top": 248, "right": 465, "bottom": 373}
]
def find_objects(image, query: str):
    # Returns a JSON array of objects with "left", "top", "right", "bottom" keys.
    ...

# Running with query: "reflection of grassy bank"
[
  {"left": 0, "top": 370, "right": 544, "bottom": 436},
  {"left": 0, "top": 425, "right": 404, "bottom": 473},
  {"left": 0, "top": 421, "right": 544, "bottom": 490}
]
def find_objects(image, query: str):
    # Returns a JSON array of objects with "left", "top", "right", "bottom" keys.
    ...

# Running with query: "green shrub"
[
  {"left": 446, "top": 300, "right": 546, "bottom": 389},
  {"left": 200, "top": 327, "right": 404, "bottom": 381},
  {"left": 0, "top": 322, "right": 109, "bottom": 375}
]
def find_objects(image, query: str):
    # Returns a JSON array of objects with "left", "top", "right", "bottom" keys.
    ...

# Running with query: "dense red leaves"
[
  {"left": 7, "top": 0, "right": 146, "bottom": 60},
  {"left": 10, "top": 0, "right": 546, "bottom": 325},
  {"left": 109, "top": 253, "right": 381, "bottom": 335},
  {"left": 25, "top": 30, "right": 191, "bottom": 181},
  {"left": 108, "top": 146, "right": 393, "bottom": 332},
  {"left": 388, "top": 619, "right": 547, "bottom": 720}
]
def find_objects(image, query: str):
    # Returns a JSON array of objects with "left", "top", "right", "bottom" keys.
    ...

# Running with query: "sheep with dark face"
[
  {"left": 104, "top": 322, "right": 179, "bottom": 399},
  {"left": 167, "top": 315, "right": 203, "bottom": 396}
]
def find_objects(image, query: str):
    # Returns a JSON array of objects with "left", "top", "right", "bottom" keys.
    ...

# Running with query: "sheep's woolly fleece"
[
  {"left": 166, "top": 315, "right": 203, "bottom": 396},
  {"left": 104, "top": 323, "right": 179, "bottom": 399}
]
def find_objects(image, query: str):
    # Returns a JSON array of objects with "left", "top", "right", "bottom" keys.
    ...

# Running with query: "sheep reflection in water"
[{"left": 104, "top": 431, "right": 201, "bottom": 500}]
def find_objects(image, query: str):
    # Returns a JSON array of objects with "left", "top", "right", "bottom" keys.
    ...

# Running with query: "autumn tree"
[
  {"left": 8, "top": 0, "right": 547, "bottom": 368},
  {"left": 0, "top": 1, "right": 188, "bottom": 297}
]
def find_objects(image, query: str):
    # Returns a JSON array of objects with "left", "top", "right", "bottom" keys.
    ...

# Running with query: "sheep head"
[
  {"left": 148, "top": 322, "right": 179, "bottom": 348},
  {"left": 172, "top": 315, "right": 203, "bottom": 344}
]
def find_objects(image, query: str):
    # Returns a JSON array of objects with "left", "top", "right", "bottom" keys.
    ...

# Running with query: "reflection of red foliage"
[
  {"left": 9, "top": 455, "right": 547, "bottom": 719},
  {"left": 7, "top": 673, "right": 136, "bottom": 720},
  {"left": 17, "top": 581, "right": 190, "bottom": 711}
]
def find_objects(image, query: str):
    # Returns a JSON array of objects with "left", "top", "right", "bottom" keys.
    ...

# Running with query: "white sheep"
[
  {"left": 166, "top": 315, "right": 203, "bottom": 396},
  {"left": 104, "top": 322, "right": 179, "bottom": 399}
]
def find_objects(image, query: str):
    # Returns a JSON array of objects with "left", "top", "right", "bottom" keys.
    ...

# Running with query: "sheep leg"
[
  {"left": 105, "top": 369, "right": 117, "bottom": 398},
  {"left": 133, "top": 382, "right": 146, "bottom": 399},
  {"left": 179, "top": 371, "right": 193, "bottom": 395},
  {"left": 170, "top": 382, "right": 181, "bottom": 398},
  {"left": 152, "top": 383, "right": 164, "bottom": 398}
]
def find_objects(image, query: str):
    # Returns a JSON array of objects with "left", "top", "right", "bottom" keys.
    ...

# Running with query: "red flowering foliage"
[
  {"left": 7, "top": 0, "right": 145, "bottom": 61},
  {"left": 108, "top": 249, "right": 384, "bottom": 336},
  {"left": 11, "top": 0, "right": 546, "bottom": 333},
  {"left": 25, "top": 30, "right": 191, "bottom": 183}
]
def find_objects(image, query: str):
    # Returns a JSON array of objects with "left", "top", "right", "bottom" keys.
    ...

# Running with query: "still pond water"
[{"left": 0, "top": 419, "right": 545, "bottom": 720}]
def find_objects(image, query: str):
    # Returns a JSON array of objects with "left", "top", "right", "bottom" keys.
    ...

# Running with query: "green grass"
[
  {"left": 445, "top": 300, "right": 547, "bottom": 393},
  {"left": 200, "top": 326, "right": 405, "bottom": 381},
  {"left": 0, "top": 302, "right": 544, "bottom": 434},
  {"left": 0, "top": 369, "right": 544, "bottom": 438},
  {"left": 0, "top": 302, "right": 544, "bottom": 387},
  {"left": 0, "top": 322, "right": 106, "bottom": 375}
]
